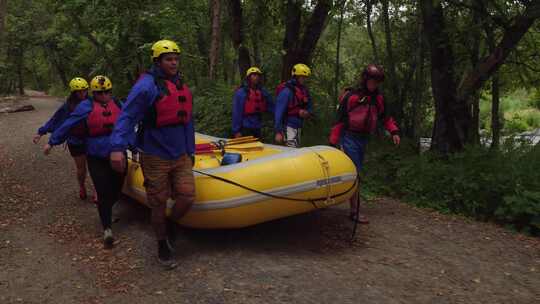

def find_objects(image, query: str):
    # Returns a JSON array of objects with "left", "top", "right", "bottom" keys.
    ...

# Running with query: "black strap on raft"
[{"left": 191, "top": 169, "right": 359, "bottom": 210}]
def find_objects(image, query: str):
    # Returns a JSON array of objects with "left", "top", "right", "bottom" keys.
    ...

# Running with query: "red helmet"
[{"left": 362, "top": 64, "right": 385, "bottom": 82}]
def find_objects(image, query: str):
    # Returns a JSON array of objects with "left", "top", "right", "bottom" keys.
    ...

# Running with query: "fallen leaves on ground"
[{"left": 46, "top": 213, "right": 139, "bottom": 293}]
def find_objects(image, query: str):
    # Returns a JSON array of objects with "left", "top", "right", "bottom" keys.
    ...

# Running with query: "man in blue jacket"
[
  {"left": 109, "top": 40, "right": 195, "bottom": 269},
  {"left": 274, "top": 63, "right": 313, "bottom": 147},
  {"left": 231, "top": 67, "right": 274, "bottom": 138}
]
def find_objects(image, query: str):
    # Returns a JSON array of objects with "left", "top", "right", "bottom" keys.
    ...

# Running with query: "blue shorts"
[{"left": 341, "top": 133, "right": 368, "bottom": 172}]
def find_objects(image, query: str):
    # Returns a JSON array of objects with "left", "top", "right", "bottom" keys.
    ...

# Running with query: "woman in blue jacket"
[
  {"left": 33, "top": 77, "right": 96, "bottom": 202},
  {"left": 43, "top": 76, "right": 129, "bottom": 249}
]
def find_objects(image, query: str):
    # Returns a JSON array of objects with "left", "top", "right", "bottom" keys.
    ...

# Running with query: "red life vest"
[
  {"left": 243, "top": 88, "right": 266, "bottom": 115},
  {"left": 86, "top": 99, "right": 121, "bottom": 137},
  {"left": 344, "top": 92, "right": 382, "bottom": 134},
  {"left": 153, "top": 79, "right": 193, "bottom": 128},
  {"left": 276, "top": 82, "right": 309, "bottom": 116}
]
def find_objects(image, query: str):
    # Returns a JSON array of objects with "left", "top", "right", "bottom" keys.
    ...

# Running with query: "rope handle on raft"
[
  {"left": 191, "top": 169, "right": 359, "bottom": 210},
  {"left": 310, "top": 148, "right": 334, "bottom": 207}
]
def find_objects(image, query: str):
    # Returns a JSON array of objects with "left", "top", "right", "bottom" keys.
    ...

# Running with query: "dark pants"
[
  {"left": 67, "top": 143, "right": 86, "bottom": 157},
  {"left": 87, "top": 156, "right": 125, "bottom": 230}
]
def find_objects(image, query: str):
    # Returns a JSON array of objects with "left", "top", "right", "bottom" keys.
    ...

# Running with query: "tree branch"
[{"left": 457, "top": 1, "right": 540, "bottom": 104}]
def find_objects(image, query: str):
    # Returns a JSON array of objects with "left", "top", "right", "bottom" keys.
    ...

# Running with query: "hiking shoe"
[
  {"left": 79, "top": 187, "right": 87, "bottom": 200},
  {"left": 103, "top": 228, "right": 114, "bottom": 249},
  {"left": 158, "top": 240, "right": 177, "bottom": 270}
]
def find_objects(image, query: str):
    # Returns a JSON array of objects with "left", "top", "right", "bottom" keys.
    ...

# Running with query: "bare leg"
[
  {"left": 349, "top": 190, "right": 369, "bottom": 224},
  {"left": 73, "top": 155, "right": 87, "bottom": 199}
]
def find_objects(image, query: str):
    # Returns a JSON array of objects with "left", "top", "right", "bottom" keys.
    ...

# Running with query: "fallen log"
[{"left": 0, "top": 104, "right": 35, "bottom": 114}]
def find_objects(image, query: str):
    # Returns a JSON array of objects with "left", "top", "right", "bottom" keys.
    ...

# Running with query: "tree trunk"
[
  {"left": 491, "top": 73, "right": 501, "bottom": 148},
  {"left": 229, "top": 0, "right": 251, "bottom": 77},
  {"left": 221, "top": 37, "right": 228, "bottom": 83},
  {"left": 334, "top": 0, "right": 346, "bottom": 100},
  {"left": 399, "top": 56, "right": 418, "bottom": 137},
  {"left": 411, "top": 7, "right": 425, "bottom": 140},
  {"left": 412, "top": 47, "right": 425, "bottom": 140},
  {"left": 16, "top": 51, "right": 24, "bottom": 95},
  {"left": 0, "top": 0, "right": 7, "bottom": 37},
  {"left": 209, "top": 0, "right": 222, "bottom": 80},
  {"left": 196, "top": 22, "right": 209, "bottom": 59},
  {"left": 365, "top": 0, "right": 379, "bottom": 63},
  {"left": 281, "top": 0, "right": 302, "bottom": 81},
  {"left": 468, "top": 5, "right": 482, "bottom": 145},
  {"left": 381, "top": 0, "right": 401, "bottom": 122},
  {"left": 281, "top": 0, "right": 332, "bottom": 81},
  {"left": 421, "top": 0, "right": 464, "bottom": 154},
  {"left": 483, "top": 11, "right": 501, "bottom": 149}
]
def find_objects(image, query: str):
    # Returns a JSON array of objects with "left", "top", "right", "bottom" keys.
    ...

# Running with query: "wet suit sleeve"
[
  {"left": 110, "top": 80, "right": 154, "bottom": 152},
  {"left": 231, "top": 89, "right": 245, "bottom": 134},
  {"left": 48, "top": 102, "right": 91, "bottom": 146},
  {"left": 274, "top": 88, "right": 291, "bottom": 133},
  {"left": 38, "top": 103, "right": 68, "bottom": 135}
]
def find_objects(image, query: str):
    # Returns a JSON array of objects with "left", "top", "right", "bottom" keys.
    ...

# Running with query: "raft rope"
[
  {"left": 192, "top": 168, "right": 362, "bottom": 241},
  {"left": 191, "top": 169, "right": 358, "bottom": 210}
]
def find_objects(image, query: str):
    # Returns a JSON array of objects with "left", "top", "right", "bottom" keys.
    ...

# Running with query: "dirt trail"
[{"left": 0, "top": 97, "right": 539, "bottom": 304}]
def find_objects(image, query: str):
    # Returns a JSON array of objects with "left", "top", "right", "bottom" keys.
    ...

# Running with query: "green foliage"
[
  {"left": 362, "top": 142, "right": 540, "bottom": 235},
  {"left": 480, "top": 89, "right": 540, "bottom": 135},
  {"left": 192, "top": 81, "right": 235, "bottom": 138},
  {"left": 504, "top": 114, "right": 531, "bottom": 134},
  {"left": 531, "top": 88, "right": 540, "bottom": 110}
]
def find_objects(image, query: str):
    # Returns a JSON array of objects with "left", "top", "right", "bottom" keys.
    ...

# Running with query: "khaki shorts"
[{"left": 140, "top": 154, "right": 195, "bottom": 208}]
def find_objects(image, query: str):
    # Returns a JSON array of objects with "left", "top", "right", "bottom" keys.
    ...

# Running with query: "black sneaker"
[
  {"left": 103, "top": 228, "right": 114, "bottom": 249},
  {"left": 158, "top": 240, "right": 177, "bottom": 270}
]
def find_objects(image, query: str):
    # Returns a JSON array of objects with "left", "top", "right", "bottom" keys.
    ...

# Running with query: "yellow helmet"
[
  {"left": 151, "top": 39, "right": 181, "bottom": 60},
  {"left": 68, "top": 77, "right": 89, "bottom": 92},
  {"left": 246, "top": 67, "right": 262, "bottom": 77},
  {"left": 291, "top": 63, "right": 311, "bottom": 77},
  {"left": 90, "top": 75, "right": 113, "bottom": 92}
]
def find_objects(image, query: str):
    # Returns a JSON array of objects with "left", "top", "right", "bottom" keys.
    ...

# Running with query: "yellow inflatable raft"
[{"left": 122, "top": 133, "right": 357, "bottom": 229}]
